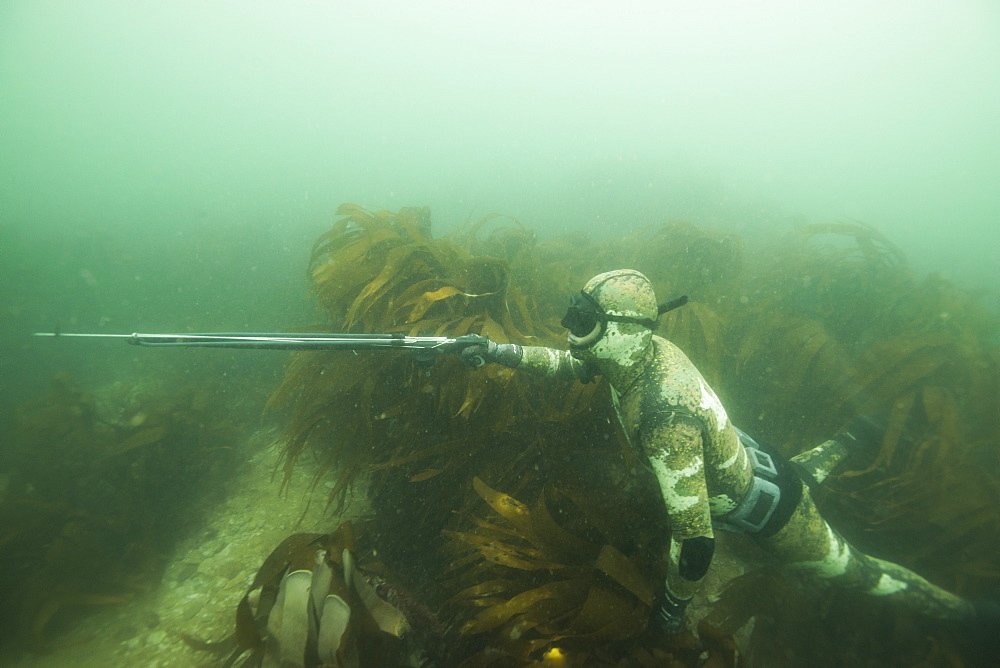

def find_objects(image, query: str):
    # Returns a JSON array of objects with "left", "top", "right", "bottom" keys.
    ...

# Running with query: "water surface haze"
[{"left": 2, "top": 0, "right": 999, "bottom": 398}]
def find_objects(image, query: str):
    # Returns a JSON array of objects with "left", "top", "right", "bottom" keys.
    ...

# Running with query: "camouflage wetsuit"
[
  {"left": 513, "top": 335, "right": 971, "bottom": 621},
  {"left": 473, "top": 269, "right": 972, "bottom": 629}
]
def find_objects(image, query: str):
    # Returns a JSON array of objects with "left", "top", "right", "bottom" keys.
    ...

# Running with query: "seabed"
[
  {"left": 1, "top": 424, "right": 753, "bottom": 667},
  {"left": 2, "top": 428, "right": 367, "bottom": 668}
]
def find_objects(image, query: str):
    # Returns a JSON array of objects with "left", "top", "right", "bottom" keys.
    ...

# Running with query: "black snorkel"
[
  {"left": 658, "top": 294, "right": 688, "bottom": 316},
  {"left": 562, "top": 292, "right": 688, "bottom": 333}
]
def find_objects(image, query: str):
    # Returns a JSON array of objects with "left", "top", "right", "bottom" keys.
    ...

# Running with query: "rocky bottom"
[
  {"left": 2, "top": 427, "right": 366, "bottom": 668},
  {"left": 2, "top": 426, "right": 760, "bottom": 668}
]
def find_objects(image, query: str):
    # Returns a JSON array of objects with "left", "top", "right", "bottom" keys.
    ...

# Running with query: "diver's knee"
[{"left": 679, "top": 536, "right": 714, "bottom": 582}]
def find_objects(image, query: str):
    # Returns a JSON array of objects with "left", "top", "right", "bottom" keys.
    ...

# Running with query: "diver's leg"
[
  {"left": 756, "top": 485, "right": 973, "bottom": 620},
  {"left": 790, "top": 415, "right": 886, "bottom": 483},
  {"left": 790, "top": 439, "right": 852, "bottom": 484}
]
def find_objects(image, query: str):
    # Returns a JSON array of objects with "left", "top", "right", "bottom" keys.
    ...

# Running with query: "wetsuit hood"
[{"left": 565, "top": 269, "right": 658, "bottom": 390}]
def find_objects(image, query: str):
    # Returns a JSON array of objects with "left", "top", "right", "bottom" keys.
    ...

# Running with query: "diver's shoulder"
[
  {"left": 646, "top": 337, "right": 704, "bottom": 404},
  {"left": 650, "top": 336, "right": 700, "bottom": 375}
]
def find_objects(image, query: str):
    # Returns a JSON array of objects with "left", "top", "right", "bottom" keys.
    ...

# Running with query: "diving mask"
[
  {"left": 561, "top": 291, "right": 604, "bottom": 340},
  {"left": 561, "top": 289, "right": 662, "bottom": 347}
]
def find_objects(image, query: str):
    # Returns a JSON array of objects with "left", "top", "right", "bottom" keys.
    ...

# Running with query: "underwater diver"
[{"left": 460, "top": 269, "right": 997, "bottom": 642}]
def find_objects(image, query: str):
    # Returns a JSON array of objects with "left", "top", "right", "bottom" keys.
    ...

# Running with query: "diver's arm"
[
  {"left": 461, "top": 341, "right": 594, "bottom": 382},
  {"left": 643, "top": 416, "right": 715, "bottom": 629},
  {"left": 515, "top": 345, "right": 594, "bottom": 382}
]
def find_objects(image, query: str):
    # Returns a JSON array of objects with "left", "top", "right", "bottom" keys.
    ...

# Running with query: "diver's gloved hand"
[
  {"left": 649, "top": 588, "right": 691, "bottom": 635},
  {"left": 459, "top": 337, "right": 522, "bottom": 369}
]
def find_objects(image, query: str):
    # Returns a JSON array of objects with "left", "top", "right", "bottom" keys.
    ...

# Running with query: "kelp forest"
[
  {"left": 259, "top": 204, "right": 1000, "bottom": 666},
  {"left": 2, "top": 202, "right": 998, "bottom": 667}
]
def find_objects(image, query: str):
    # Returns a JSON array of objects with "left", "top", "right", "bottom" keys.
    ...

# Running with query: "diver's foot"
[{"left": 646, "top": 589, "right": 691, "bottom": 638}]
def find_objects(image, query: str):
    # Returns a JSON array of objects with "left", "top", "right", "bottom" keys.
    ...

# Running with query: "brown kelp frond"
[
  {"left": 441, "top": 478, "right": 741, "bottom": 666},
  {"left": 272, "top": 206, "right": 605, "bottom": 517},
  {"left": 629, "top": 221, "right": 744, "bottom": 299},
  {"left": 743, "top": 221, "right": 915, "bottom": 349},
  {"left": 660, "top": 299, "right": 729, "bottom": 388},
  {"left": 308, "top": 207, "right": 533, "bottom": 337},
  {"left": 445, "top": 479, "right": 648, "bottom": 660},
  {"left": 196, "top": 521, "right": 426, "bottom": 668},
  {"left": 728, "top": 313, "right": 856, "bottom": 449}
]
